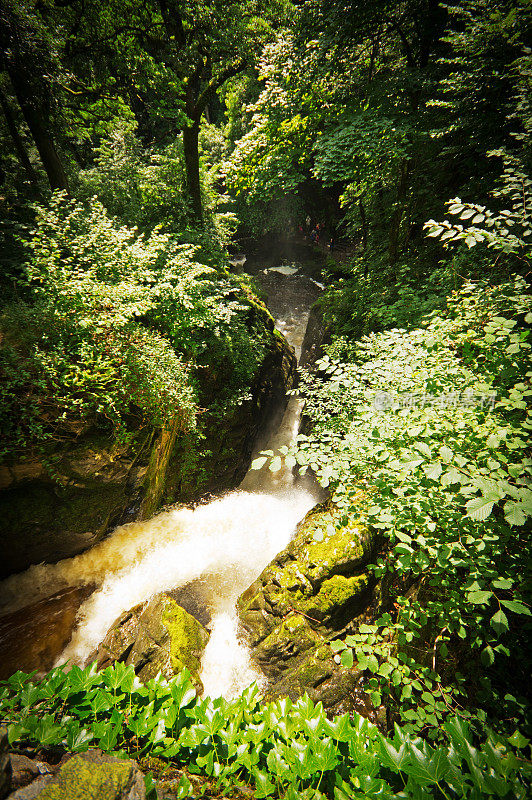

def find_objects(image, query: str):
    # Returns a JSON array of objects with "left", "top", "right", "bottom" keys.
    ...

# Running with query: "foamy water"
[{"left": 56, "top": 488, "right": 315, "bottom": 673}]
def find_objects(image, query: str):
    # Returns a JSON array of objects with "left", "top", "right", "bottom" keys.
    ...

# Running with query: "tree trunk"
[
  {"left": 183, "top": 121, "right": 202, "bottom": 221},
  {"left": 0, "top": 89, "right": 39, "bottom": 186},
  {"left": 8, "top": 71, "right": 69, "bottom": 193}
]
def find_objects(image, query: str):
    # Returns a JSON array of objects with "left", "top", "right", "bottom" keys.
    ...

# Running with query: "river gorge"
[{"left": 0, "top": 257, "right": 326, "bottom": 699}]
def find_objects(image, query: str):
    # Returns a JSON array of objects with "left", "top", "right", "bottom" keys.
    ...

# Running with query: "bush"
[{"left": 0, "top": 195, "right": 269, "bottom": 459}]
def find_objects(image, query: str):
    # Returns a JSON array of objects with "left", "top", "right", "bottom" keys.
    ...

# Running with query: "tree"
[
  {"left": 151, "top": 0, "right": 285, "bottom": 221},
  {"left": 0, "top": 0, "right": 70, "bottom": 191}
]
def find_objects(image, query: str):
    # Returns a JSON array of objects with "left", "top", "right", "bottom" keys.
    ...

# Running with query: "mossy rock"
[
  {"left": 264, "top": 642, "right": 380, "bottom": 721},
  {"left": 92, "top": 593, "right": 209, "bottom": 692},
  {"left": 238, "top": 501, "right": 375, "bottom": 641},
  {"left": 237, "top": 500, "right": 377, "bottom": 715},
  {"left": 36, "top": 751, "right": 145, "bottom": 800},
  {"left": 253, "top": 613, "right": 321, "bottom": 678},
  {"left": 162, "top": 599, "right": 209, "bottom": 677}
]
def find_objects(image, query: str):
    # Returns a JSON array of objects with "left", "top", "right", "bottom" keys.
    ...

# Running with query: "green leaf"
[
  {"left": 423, "top": 462, "right": 442, "bottom": 480},
  {"left": 340, "top": 649, "right": 354, "bottom": 668},
  {"left": 481, "top": 646, "right": 495, "bottom": 666},
  {"left": 508, "top": 730, "right": 530, "bottom": 749},
  {"left": 366, "top": 655, "right": 379, "bottom": 673},
  {"left": 465, "top": 496, "right": 495, "bottom": 521},
  {"left": 500, "top": 600, "right": 531, "bottom": 616},
  {"left": 269, "top": 456, "right": 282, "bottom": 473},
  {"left": 467, "top": 590, "right": 492, "bottom": 605},
  {"left": 490, "top": 609, "right": 509, "bottom": 635}
]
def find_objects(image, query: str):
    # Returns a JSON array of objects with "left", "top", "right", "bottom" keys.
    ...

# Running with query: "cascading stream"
[{"left": 0, "top": 267, "right": 322, "bottom": 699}]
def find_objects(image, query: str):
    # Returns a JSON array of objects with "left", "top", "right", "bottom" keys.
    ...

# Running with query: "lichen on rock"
[{"left": 35, "top": 751, "right": 145, "bottom": 800}]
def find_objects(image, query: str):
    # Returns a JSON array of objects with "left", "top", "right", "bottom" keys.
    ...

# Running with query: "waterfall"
[{"left": 0, "top": 268, "right": 322, "bottom": 698}]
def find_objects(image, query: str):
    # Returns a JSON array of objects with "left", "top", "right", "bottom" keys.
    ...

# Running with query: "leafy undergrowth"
[
  {"left": 253, "top": 274, "right": 532, "bottom": 743},
  {"left": 1, "top": 662, "right": 531, "bottom": 799}
]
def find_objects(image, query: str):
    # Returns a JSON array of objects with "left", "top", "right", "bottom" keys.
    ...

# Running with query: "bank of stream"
[{"left": 0, "top": 259, "right": 324, "bottom": 699}]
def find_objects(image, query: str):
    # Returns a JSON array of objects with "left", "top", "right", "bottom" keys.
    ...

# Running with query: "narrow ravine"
[{"left": 0, "top": 264, "right": 322, "bottom": 699}]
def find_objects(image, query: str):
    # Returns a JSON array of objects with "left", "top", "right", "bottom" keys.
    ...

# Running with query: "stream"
[{"left": 0, "top": 262, "right": 323, "bottom": 699}]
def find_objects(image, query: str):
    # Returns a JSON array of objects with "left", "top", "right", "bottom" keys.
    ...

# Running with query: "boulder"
[
  {"left": 237, "top": 501, "right": 377, "bottom": 717},
  {"left": 8, "top": 756, "right": 45, "bottom": 793},
  {"left": 0, "top": 586, "right": 95, "bottom": 680},
  {"left": 17, "top": 752, "right": 146, "bottom": 800},
  {"left": 92, "top": 593, "right": 209, "bottom": 691}
]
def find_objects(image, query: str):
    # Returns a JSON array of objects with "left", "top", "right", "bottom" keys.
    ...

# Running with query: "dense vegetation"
[
  {"left": 1, "top": 664, "right": 531, "bottom": 799},
  {"left": 1, "top": 0, "right": 531, "bottom": 797}
]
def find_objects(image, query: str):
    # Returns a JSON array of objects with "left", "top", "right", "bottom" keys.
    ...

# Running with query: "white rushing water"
[{"left": 0, "top": 269, "right": 321, "bottom": 698}]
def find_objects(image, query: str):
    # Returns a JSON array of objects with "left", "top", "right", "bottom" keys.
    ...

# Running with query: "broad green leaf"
[
  {"left": 467, "top": 590, "right": 492, "bottom": 605},
  {"left": 490, "top": 609, "right": 509, "bottom": 635},
  {"left": 465, "top": 496, "right": 495, "bottom": 521},
  {"left": 500, "top": 600, "right": 531, "bottom": 616}
]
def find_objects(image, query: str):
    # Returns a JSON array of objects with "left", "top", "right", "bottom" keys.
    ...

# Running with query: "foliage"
[
  {"left": 425, "top": 151, "right": 532, "bottom": 256},
  {"left": 253, "top": 275, "right": 532, "bottom": 739},
  {"left": 1, "top": 662, "right": 531, "bottom": 799},
  {"left": 74, "top": 118, "right": 190, "bottom": 234},
  {"left": 0, "top": 195, "right": 270, "bottom": 458}
]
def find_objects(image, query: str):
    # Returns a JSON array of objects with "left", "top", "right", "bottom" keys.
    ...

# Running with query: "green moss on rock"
[
  {"left": 311, "top": 574, "right": 369, "bottom": 615},
  {"left": 37, "top": 754, "right": 140, "bottom": 800},
  {"left": 162, "top": 598, "right": 209, "bottom": 678},
  {"left": 237, "top": 500, "right": 378, "bottom": 714}
]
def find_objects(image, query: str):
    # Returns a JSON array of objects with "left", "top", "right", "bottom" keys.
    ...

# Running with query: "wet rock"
[
  {"left": 237, "top": 501, "right": 376, "bottom": 716},
  {"left": 1, "top": 728, "right": 10, "bottom": 800},
  {"left": 0, "top": 586, "right": 95, "bottom": 680},
  {"left": 8, "top": 756, "right": 42, "bottom": 792},
  {"left": 92, "top": 593, "right": 209, "bottom": 691},
  {"left": 0, "top": 434, "right": 151, "bottom": 581},
  {"left": 6, "top": 775, "right": 54, "bottom": 800},
  {"left": 13, "top": 751, "right": 146, "bottom": 800}
]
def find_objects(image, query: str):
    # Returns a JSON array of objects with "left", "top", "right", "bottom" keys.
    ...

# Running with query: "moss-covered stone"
[
  {"left": 309, "top": 574, "right": 370, "bottom": 617},
  {"left": 36, "top": 752, "right": 144, "bottom": 800},
  {"left": 162, "top": 598, "right": 208, "bottom": 678},
  {"left": 237, "top": 500, "right": 377, "bottom": 715},
  {"left": 91, "top": 593, "right": 209, "bottom": 692}
]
